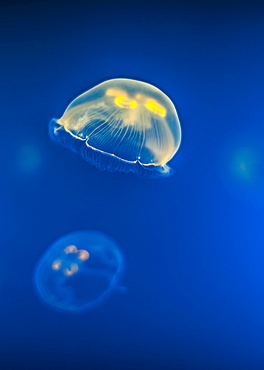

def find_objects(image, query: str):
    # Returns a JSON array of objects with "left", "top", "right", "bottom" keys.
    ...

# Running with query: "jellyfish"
[
  {"left": 49, "top": 78, "right": 181, "bottom": 177},
  {"left": 33, "top": 230, "right": 124, "bottom": 312}
]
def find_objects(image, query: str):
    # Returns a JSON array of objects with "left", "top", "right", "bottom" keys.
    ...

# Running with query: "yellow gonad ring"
[
  {"left": 64, "top": 245, "right": 78, "bottom": 254},
  {"left": 77, "top": 249, "right": 90, "bottom": 261},
  {"left": 52, "top": 260, "right": 62, "bottom": 270},
  {"left": 114, "top": 96, "right": 138, "bottom": 109},
  {"left": 63, "top": 263, "right": 79, "bottom": 276},
  {"left": 145, "top": 100, "right": 166, "bottom": 117}
]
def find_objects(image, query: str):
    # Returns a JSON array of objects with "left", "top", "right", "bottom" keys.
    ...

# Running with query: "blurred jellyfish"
[
  {"left": 49, "top": 78, "right": 181, "bottom": 177},
  {"left": 220, "top": 133, "right": 264, "bottom": 206},
  {"left": 17, "top": 143, "right": 42, "bottom": 175},
  {"left": 230, "top": 147, "right": 259, "bottom": 183},
  {"left": 34, "top": 230, "right": 124, "bottom": 312}
]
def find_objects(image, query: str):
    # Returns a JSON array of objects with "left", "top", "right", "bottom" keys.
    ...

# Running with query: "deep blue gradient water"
[{"left": 1, "top": 1, "right": 264, "bottom": 369}]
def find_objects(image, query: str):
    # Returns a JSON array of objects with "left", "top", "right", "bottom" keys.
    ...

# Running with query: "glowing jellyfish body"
[
  {"left": 34, "top": 231, "right": 124, "bottom": 312},
  {"left": 50, "top": 78, "right": 181, "bottom": 177}
]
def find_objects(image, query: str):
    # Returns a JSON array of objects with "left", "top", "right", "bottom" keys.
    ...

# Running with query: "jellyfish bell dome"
[{"left": 50, "top": 78, "right": 181, "bottom": 177}]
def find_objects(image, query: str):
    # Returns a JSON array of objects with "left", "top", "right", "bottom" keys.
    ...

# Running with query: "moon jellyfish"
[
  {"left": 34, "top": 230, "right": 124, "bottom": 312},
  {"left": 49, "top": 78, "right": 181, "bottom": 177}
]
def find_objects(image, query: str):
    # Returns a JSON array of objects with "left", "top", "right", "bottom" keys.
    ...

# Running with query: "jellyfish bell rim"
[
  {"left": 33, "top": 275, "right": 124, "bottom": 315},
  {"left": 33, "top": 284, "right": 120, "bottom": 314},
  {"left": 49, "top": 118, "right": 176, "bottom": 178},
  {"left": 62, "top": 119, "right": 176, "bottom": 170}
]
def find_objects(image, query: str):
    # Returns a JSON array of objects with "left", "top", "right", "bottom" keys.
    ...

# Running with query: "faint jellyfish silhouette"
[
  {"left": 34, "top": 230, "right": 124, "bottom": 312},
  {"left": 49, "top": 78, "right": 181, "bottom": 178},
  {"left": 17, "top": 143, "right": 42, "bottom": 175},
  {"left": 220, "top": 133, "right": 264, "bottom": 206}
]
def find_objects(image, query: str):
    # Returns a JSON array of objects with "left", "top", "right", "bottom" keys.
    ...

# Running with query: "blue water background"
[{"left": 1, "top": 1, "right": 264, "bottom": 368}]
